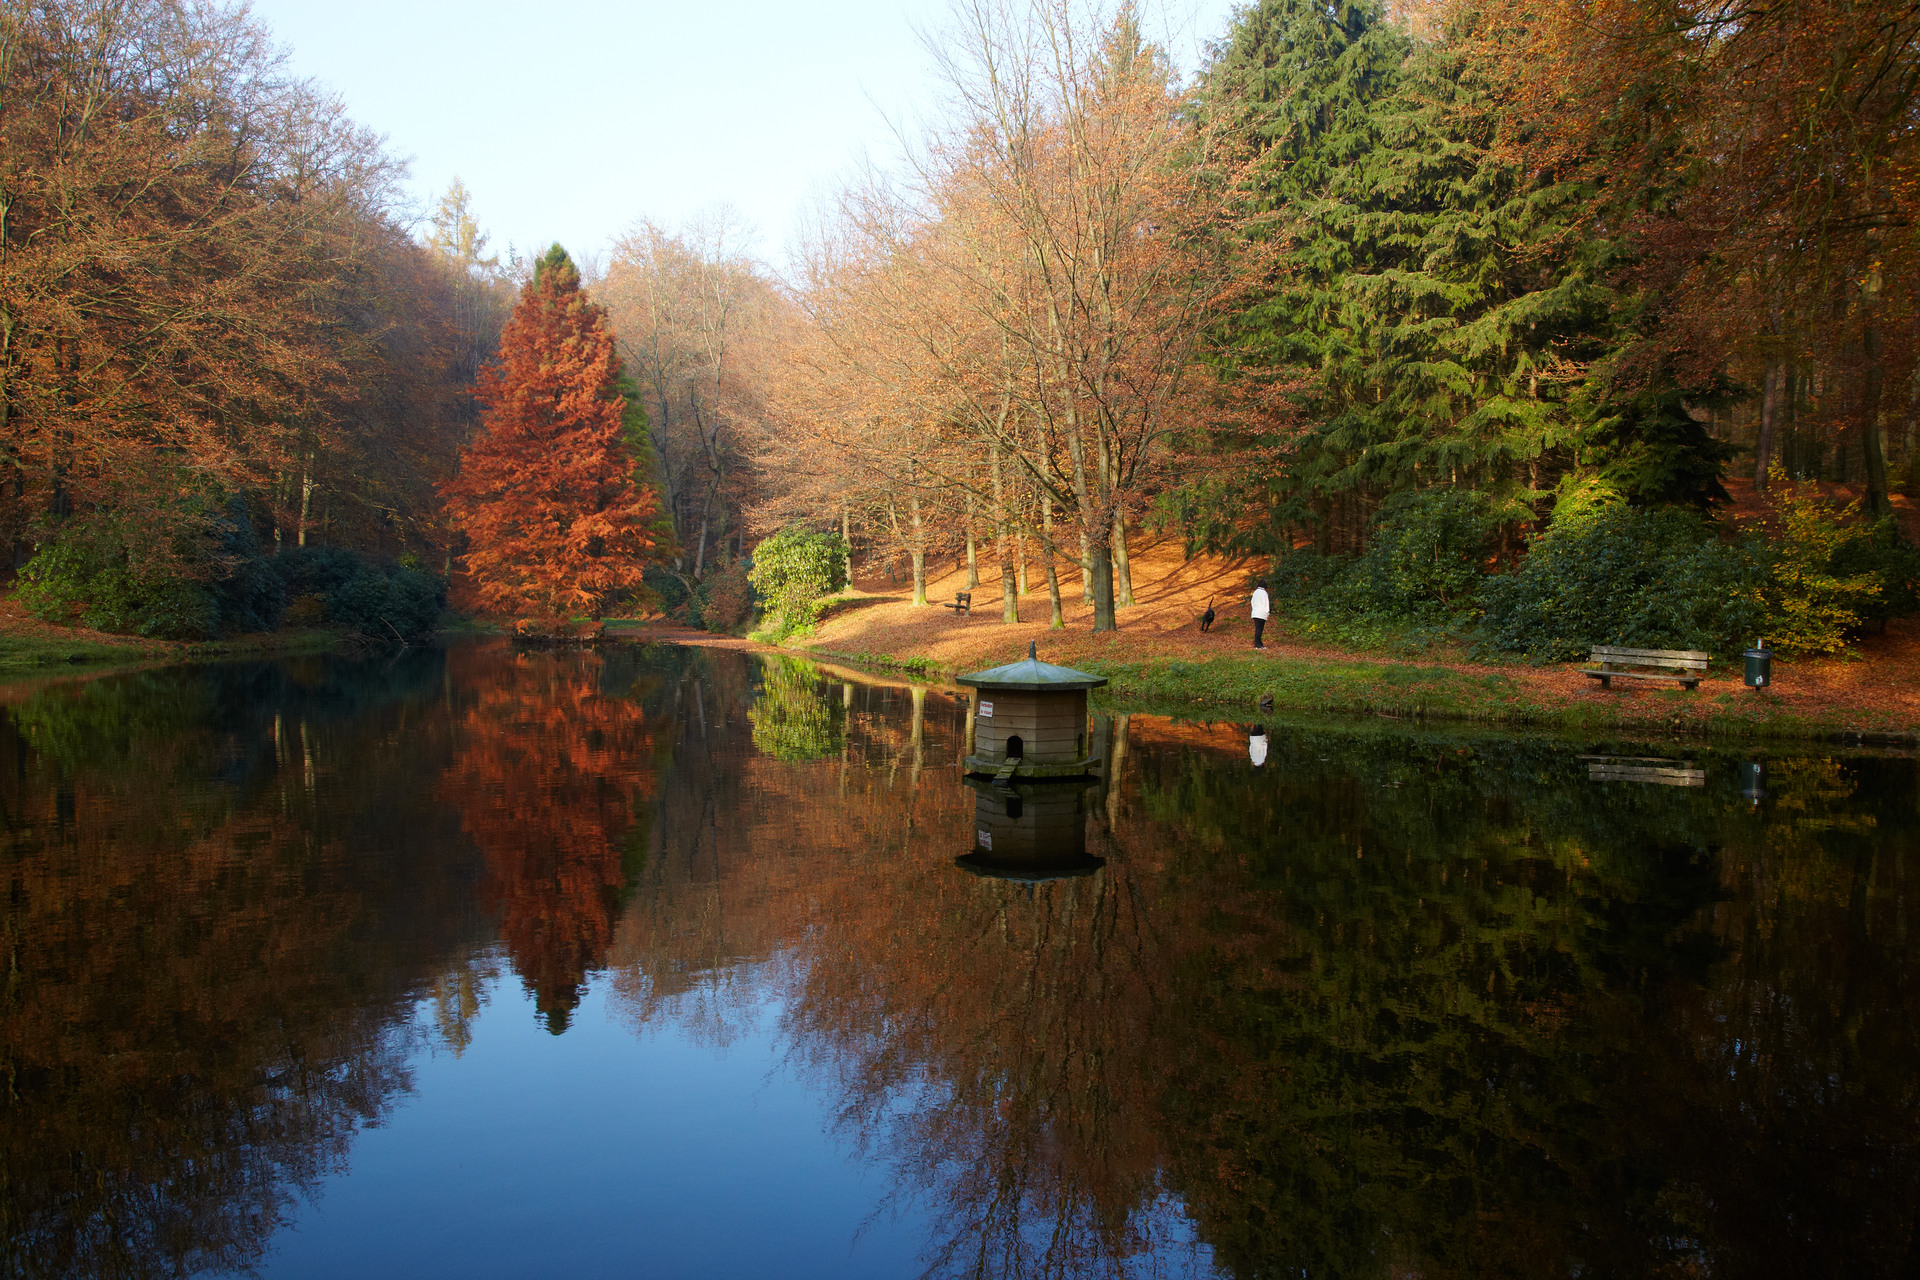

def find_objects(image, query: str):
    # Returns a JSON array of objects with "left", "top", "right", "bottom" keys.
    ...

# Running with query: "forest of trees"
[{"left": 5, "top": 0, "right": 1916, "bottom": 647}]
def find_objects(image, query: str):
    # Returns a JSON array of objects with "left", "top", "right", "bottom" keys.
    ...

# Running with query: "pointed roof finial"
[{"left": 1029, "top": 641, "right": 1037, "bottom": 660}]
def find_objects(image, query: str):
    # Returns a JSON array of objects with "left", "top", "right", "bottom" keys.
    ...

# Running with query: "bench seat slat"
[
  {"left": 1596, "top": 657, "right": 1709, "bottom": 671},
  {"left": 1589, "top": 646, "right": 1712, "bottom": 661}
]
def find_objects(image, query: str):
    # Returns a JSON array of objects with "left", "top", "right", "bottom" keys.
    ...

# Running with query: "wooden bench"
[
  {"left": 943, "top": 591, "right": 972, "bottom": 615},
  {"left": 1580, "top": 646, "right": 1708, "bottom": 690}
]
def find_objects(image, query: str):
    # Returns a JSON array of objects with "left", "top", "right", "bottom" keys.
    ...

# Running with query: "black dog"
[{"left": 1198, "top": 597, "right": 1216, "bottom": 633}]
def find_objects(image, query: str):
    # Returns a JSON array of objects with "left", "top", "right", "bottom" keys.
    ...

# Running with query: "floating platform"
[{"left": 962, "top": 754, "right": 1102, "bottom": 781}]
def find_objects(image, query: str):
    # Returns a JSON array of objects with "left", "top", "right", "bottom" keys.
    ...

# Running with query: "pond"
[{"left": 2, "top": 640, "right": 1917, "bottom": 1279}]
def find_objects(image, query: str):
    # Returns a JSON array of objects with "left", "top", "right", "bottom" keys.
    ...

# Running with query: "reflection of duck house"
[
  {"left": 958, "top": 643, "right": 1107, "bottom": 782},
  {"left": 1580, "top": 755, "right": 1706, "bottom": 787},
  {"left": 956, "top": 777, "right": 1104, "bottom": 882}
]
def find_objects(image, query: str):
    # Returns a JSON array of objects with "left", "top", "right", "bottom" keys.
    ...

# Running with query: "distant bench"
[
  {"left": 943, "top": 591, "right": 973, "bottom": 615},
  {"left": 1580, "top": 645, "right": 1708, "bottom": 691}
]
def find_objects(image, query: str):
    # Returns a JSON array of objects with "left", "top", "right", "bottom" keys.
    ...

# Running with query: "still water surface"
[{"left": 3, "top": 641, "right": 1918, "bottom": 1279}]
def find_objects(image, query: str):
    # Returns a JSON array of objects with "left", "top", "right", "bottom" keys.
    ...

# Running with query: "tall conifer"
[{"left": 443, "top": 245, "right": 663, "bottom": 628}]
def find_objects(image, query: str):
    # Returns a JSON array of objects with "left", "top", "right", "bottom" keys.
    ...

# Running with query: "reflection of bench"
[
  {"left": 1581, "top": 755, "right": 1706, "bottom": 787},
  {"left": 943, "top": 592, "right": 972, "bottom": 615},
  {"left": 1580, "top": 645, "right": 1707, "bottom": 690}
]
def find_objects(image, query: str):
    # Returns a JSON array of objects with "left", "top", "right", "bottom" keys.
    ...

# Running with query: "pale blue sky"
[{"left": 247, "top": 0, "right": 1246, "bottom": 271}]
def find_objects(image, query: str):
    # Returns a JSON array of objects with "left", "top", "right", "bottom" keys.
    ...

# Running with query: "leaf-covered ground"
[{"left": 787, "top": 522, "right": 1920, "bottom": 744}]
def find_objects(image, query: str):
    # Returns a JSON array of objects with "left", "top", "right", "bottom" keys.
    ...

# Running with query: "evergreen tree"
[
  {"left": 442, "top": 244, "right": 664, "bottom": 629},
  {"left": 1199, "top": 1, "right": 1739, "bottom": 556}
]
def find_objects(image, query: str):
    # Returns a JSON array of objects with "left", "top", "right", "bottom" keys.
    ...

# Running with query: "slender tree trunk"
[
  {"left": 1862, "top": 308, "right": 1891, "bottom": 518},
  {"left": 989, "top": 444, "right": 1018, "bottom": 625},
  {"left": 1039, "top": 493, "right": 1064, "bottom": 628},
  {"left": 1016, "top": 539, "right": 1028, "bottom": 597},
  {"left": 1077, "top": 530, "right": 1094, "bottom": 604},
  {"left": 298, "top": 461, "right": 314, "bottom": 548},
  {"left": 1755, "top": 362, "right": 1783, "bottom": 488},
  {"left": 965, "top": 492, "right": 979, "bottom": 589},
  {"left": 1111, "top": 506, "right": 1133, "bottom": 607},
  {"left": 909, "top": 491, "right": 927, "bottom": 605}
]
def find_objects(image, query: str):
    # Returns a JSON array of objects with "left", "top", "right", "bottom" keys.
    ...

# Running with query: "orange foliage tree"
[{"left": 443, "top": 245, "right": 663, "bottom": 629}]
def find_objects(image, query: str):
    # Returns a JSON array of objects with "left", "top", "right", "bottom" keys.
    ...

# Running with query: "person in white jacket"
[{"left": 1250, "top": 580, "right": 1270, "bottom": 650}]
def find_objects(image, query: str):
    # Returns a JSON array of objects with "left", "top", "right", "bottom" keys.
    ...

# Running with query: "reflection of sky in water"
[
  {"left": 251, "top": 966, "right": 933, "bottom": 1279},
  {"left": 250, "top": 959, "right": 1212, "bottom": 1280}
]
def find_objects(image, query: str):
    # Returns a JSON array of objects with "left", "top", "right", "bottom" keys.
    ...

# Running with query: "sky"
[{"left": 246, "top": 0, "right": 1246, "bottom": 274}]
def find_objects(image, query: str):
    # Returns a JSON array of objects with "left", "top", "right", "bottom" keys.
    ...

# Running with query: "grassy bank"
[
  {"left": 800, "top": 642, "right": 1918, "bottom": 747},
  {"left": 0, "top": 628, "right": 353, "bottom": 678}
]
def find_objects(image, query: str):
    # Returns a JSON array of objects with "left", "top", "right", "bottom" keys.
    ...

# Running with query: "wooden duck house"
[{"left": 958, "top": 643, "right": 1106, "bottom": 781}]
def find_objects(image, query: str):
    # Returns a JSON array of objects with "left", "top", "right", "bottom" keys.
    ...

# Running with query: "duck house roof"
[{"left": 956, "top": 642, "right": 1108, "bottom": 692}]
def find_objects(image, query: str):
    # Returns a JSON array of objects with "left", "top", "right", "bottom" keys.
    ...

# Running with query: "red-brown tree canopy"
[{"left": 443, "top": 246, "right": 662, "bottom": 626}]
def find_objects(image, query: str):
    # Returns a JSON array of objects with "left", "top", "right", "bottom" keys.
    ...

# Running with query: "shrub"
[
  {"left": 18, "top": 521, "right": 221, "bottom": 640},
  {"left": 1754, "top": 468, "right": 1884, "bottom": 654},
  {"left": 696, "top": 559, "right": 754, "bottom": 632},
  {"left": 1479, "top": 506, "right": 1768, "bottom": 660},
  {"left": 747, "top": 527, "right": 848, "bottom": 641},
  {"left": 209, "top": 500, "right": 286, "bottom": 633},
  {"left": 269, "top": 546, "right": 445, "bottom": 640},
  {"left": 1830, "top": 518, "right": 1920, "bottom": 632},
  {"left": 1356, "top": 490, "right": 1500, "bottom": 622}
]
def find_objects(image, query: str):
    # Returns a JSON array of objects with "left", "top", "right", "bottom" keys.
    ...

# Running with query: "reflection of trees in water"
[
  {"left": 747, "top": 654, "right": 845, "bottom": 762},
  {"left": 609, "top": 665, "right": 1201, "bottom": 1277},
  {"left": 608, "top": 658, "right": 1920, "bottom": 1280},
  {"left": 1127, "top": 732, "right": 1920, "bottom": 1280},
  {"left": 787, "top": 863, "right": 1208, "bottom": 1280},
  {"left": 438, "top": 646, "right": 661, "bottom": 1033},
  {"left": 0, "top": 654, "right": 488, "bottom": 1279}
]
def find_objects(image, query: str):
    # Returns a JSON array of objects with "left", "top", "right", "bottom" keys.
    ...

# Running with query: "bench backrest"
[{"left": 1589, "top": 645, "right": 1710, "bottom": 672}]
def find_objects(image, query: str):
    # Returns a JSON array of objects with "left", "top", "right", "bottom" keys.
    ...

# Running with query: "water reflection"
[
  {"left": 958, "top": 778, "right": 1104, "bottom": 881},
  {"left": 0, "top": 642, "right": 1916, "bottom": 1278}
]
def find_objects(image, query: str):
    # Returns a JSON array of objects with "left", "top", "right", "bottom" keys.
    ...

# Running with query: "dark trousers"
[{"left": 1253, "top": 618, "right": 1266, "bottom": 648}]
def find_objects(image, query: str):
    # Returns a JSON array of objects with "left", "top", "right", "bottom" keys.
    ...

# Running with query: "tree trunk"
[
  {"left": 1016, "top": 541, "right": 1028, "bottom": 597},
  {"left": 298, "top": 462, "right": 314, "bottom": 548},
  {"left": 989, "top": 443, "right": 1018, "bottom": 625},
  {"left": 1755, "top": 362, "right": 1783, "bottom": 488},
  {"left": 1041, "top": 493, "right": 1064, "bottom": 629},
  {"left": 1862, "top": 310, "right": 1891, "bottom": 518},
  {"left": 965, "top": 492, "right": 979, "bottom": 590},
  {"left": 1088, "top": 522, "right": 1117, "bottom": 632},
  {"left": 1078, "top": 530, "right": 1094, "bottom": 604},
  {"left": 909, "top": 491, "right": 927, "bottom": 605},
  {"left": 1111, "top": 507, "right": 1133, "bottom": 607}
]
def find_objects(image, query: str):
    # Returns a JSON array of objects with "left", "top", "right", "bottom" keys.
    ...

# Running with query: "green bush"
[
  {"left": 1265, "top": 491, "right": 1499, "bottom": 645},
  {"left": 18, "top": 525, "right": 220, "bottom": 640},
  {"left": 747, "top": 527, "right": 848, "bottom": 641},
  {"left": 1479, "top": 506, "right": 1768, "bottom": 660},
  {"left": 1356, "top": 490, "right": 1500, "bottom": 622},
  {"left": 271, "top": 546, "right": 444, "bottom": 640},
  {"left": 1831, "top": 518, "right": 1920, "bottom": 631}
]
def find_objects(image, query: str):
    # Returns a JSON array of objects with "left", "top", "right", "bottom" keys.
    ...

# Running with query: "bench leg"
[{"left": 1599, "top": 674, "right": 1611, "bottom": 690}]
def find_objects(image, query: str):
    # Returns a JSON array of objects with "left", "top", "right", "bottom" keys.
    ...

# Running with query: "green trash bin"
[{"left": 1742, "top": 643, "right": 1773, "bottom": 689}]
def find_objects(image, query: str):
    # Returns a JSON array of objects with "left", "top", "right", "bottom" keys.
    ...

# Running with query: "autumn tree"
[
  {"left": 597, "top": 214, "right": 788, "bottom": 591},
  {"left": 769, "top": 1, "right": 1269, "bottom": 631},
  {"left": 442, "top": 244, "right": 665, "bottom": 630}
]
